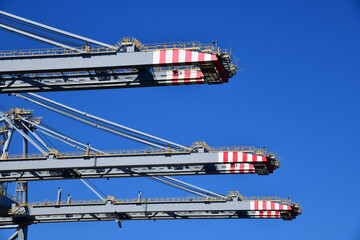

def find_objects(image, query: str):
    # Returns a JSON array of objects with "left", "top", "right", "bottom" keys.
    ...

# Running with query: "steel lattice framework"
[{"left": 0, "top": 10, "right": 301, "bottom": 240}]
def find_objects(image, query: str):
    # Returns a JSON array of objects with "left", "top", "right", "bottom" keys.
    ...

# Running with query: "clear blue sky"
[{"left": 0, "top": 0, "right": 360, "bottom": 239}]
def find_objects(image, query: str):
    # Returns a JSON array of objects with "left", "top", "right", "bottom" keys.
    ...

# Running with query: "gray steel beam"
[
  {"left": 0, "top": 23, "right": 84, "bottom": 53},
  {"left": 0, "top": 151, "right": 275, "bottom": 181},
  {"left": 0, "top": 69, "right": 206, "bottom": 93},
  {"left": 0, "top": 50, "right": 216, "bottom": 74},
  {"left": 27, "top": 93, "right": 191, "bottom": 151},
  {"left": 0, "top": 113, "right": 47, "bottom": 155},
  {"left": 0, "top": 10, "right": 115, "bottom": 49},
  {"left": 15, "top": 93, "right": 169, "bottom": 150},
  {"left": 7, "top": 230, "right": 18, "bottom": 240},
  {"left": 1, "top": 129, "right": 13, "bottom": 159},
  {"left": 0, "top": 197, "right": 298, "bottom": 226},
  {"left": 0, "top": 164, "right": 257, "bottom": 181}
]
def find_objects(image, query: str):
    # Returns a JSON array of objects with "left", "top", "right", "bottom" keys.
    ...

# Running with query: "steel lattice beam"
[
  {"left": 0, "top": 195, "right": 300, "bottom": 226},
  {"left": 0, "top": 151, "right": 277, "bottom": 182},
  {"left": 0, "top": 69, "right": 210, "bottom": 93}
]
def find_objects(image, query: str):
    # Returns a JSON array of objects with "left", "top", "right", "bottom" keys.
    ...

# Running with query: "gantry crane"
[
  {"left": 0, "top": 95, "right": 278, "bottom": 182},
  {"left": 0, "top": 97, "right": 300, "bottom": 235},
  {"left": 0, "top": 10, "right": 300, "bottom": 240},
  {"left": 0, "top": 10, "right": 236, "bottom": 93}
]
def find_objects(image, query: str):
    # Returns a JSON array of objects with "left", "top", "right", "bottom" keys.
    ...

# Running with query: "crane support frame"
[
  {"left": 0, "top": 150, "right": 277, "bottom": 182},
  {"left": 0, "top": 194, "right": 300, "bottom": 226}
]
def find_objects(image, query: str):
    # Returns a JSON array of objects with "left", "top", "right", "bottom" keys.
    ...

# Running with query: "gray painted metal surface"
[
  {"left": 0, "top": 197, "right": 298, "bottom": 226},
  {"left": 0, "top": 52, "right": 156, "bottom": 74},
  {"left": 0, "top": 152, "right": 273, "bottom": 182},
  {"left": 0, "top": 70, "right": 209, "bottom": 93}
]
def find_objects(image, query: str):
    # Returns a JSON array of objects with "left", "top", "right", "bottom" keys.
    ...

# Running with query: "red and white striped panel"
[
  {"left": 163, "top": 69, "right": 204, "bottom": 85},
  {"left": 226, "top": 163, "right": 255, "bottom": 174},
  {"left": 253, "top": 211, "right": 281, "bottom": 219},
  {"left": 218, "top": 152, "right": 267, "bottom": 163},
  {"left": 250, "top": 201, "right": 292, "bottom": 211},
  {"left": 153, "top": 50, "right": 217, "bottom": 66}
]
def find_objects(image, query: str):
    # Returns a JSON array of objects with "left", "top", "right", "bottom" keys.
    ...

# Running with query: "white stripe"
[
  {"left": 250, "top": 201, "right": 254, "bottom": 210},
  {"left": 228, "top": 152, "right": 233, "bottom": 163},
  {"left": 267, "top": 201, "right": 271, "bottom": 210},
  {"left": 238, "top": 152, "right": 243, "bottom": 162},
  {"left": 166, "top": 71, "right": 173, "bottom": 80},
  {"left": 153, "top": 51, "right": 160, "bottom": 64},
  {"left": 258, "top": 201, "right": 263, "bottom": 210},
  {"left": 165, "top": 50, "right": 173, "bottom": 64},
  {"left": 243, "top": 163, "right": 249, "bottom": 170},
  {"left": 218, "top": 152, "right": 223, "bottom": 163},
  {"left": 257, "top": 155, "right": 262, "bottom": 162},
  {"left": 190, "top": 70, "right": 197, "bottom": 79},
  {"left": 191, "top": 51, "right": 198, "bottom": 63},
  {"left": 204, "top": 53, "right": 212, "bottom": 61},
  {"left": 225, "top": 164, "right": 230, "bottom": 171},
  {"left": 245, "top": 163, "right": 255, "bottom": 171},
  {"left": 275, "top": 203, "right": 279, "bottom": 210},
  {"left": 179, "top": 50, "right": 186, "bottom": 63}
]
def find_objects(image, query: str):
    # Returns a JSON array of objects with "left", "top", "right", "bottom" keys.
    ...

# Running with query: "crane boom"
[
  {"left": 0, "top": 9, "right": 236, "bottom": 93},
  {"left": 0, "top": 192, "right": 301, "bottom": 227},
  {"left": 0, "top": 147, "right": 278, "bottom": 182}
]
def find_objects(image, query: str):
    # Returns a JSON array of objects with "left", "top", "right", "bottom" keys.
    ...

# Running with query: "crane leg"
[{"left": 17, "top": 226, "right": 28, "bottom": 240}]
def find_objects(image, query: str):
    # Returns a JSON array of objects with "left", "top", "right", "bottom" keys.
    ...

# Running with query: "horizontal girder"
[
  {"left": 0, "top": 69, "right": 209, "bottom": 93},
  {"left": 0, "top": 49, "right": 219, "bottom": 74},
  {"left": 1, "top": 195, "right": 300, "bottom": 226},
  {"left": 0, "top": 151, "right": 278, "bottom": 182}
]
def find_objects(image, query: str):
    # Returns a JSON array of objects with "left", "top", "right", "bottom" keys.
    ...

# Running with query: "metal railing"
[
  {"left": 0, "top": 67, "right": 200, "bottom": 80},
  {"left": 2, "top": 143, "right": 277, "bottom": 161},
  {"left": 0, "top": 45, "right": 114, "bottom": 58},
  {"left": 0, "top": 37, "right": 226, "bottom": 58},
  {"left": 2, "top": 142, "right": 278, "bottom": 161},
  {"left": 25, "top": 193, "right": 298, "bottom": 209}
]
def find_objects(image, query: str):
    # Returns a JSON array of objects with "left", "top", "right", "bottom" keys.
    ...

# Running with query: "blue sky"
[{"left": 0, "top": 0, "right": 360, "bottom": 239}]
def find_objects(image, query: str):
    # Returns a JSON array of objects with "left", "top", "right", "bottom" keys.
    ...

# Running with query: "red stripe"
[
  {"left": 172, "top": 49, "right": 179, "bottom": 65},
  {"left": 252, "top": 154, "right": 257, "bottom": 162},
  {"left": 262, "top": 201, "right": 267, "bottom": 210},
  {"left": 184, "top": 69, "right": 191, "bottom": 85},
  {"left": 276, "top": 211, "right": 280, "bottom": 218},
  {"left": 198, "top": 52, "right": 205, "bottom": 64},
  {"left": 196, "top": 71, "right": 203, "bottom": 84},
  {"left": 211, "top": 54, "right": 217, "bottom": 61},
  {"left": 233, "top": 152, "right": 238, "bottom": 163},
  {"left": 223, "top": 152, "right": 228, "bottom": 163},
  {"left": 185, "top": 51, "right": 192, "bottom": 65},
  {"left": 279, "top": 204, "right": 283, "bottom": 210},
  {"left": 243, "top": 153, "right": 247, "bottom": 163},
  {"left": 230, "top": 163, "right": 235, "bottom": 174},
  {"left": 254, "top": 201, "right": 258, "bottom": 211},
  {"left": 159, "top": 50, "right": 166, "bottom": 66},
  {"left": 239, "top": 163, "right": 244, "bottom": 173},
  {"left": 262, "top": 156, "right": 266, "bottom": 162},
  {"left": 271, "top": 202, "right": 275, "bottom": 210},
  {"left": 259, "top": 211, "right": 263, "bottom": 219},
  {"left": 172, "top": 70, "right": 179, "bottom": 85}
]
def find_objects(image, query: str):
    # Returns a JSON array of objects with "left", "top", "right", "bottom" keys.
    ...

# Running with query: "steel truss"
[
  {"left": 0, "top": 10, "right": 236, "bottom": 93},
  {"left": 1, "top": 193, "right": 300, "bottom": 229},
  {"left": 0, "top": 10, "right": 300, "bottom": 240}
]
